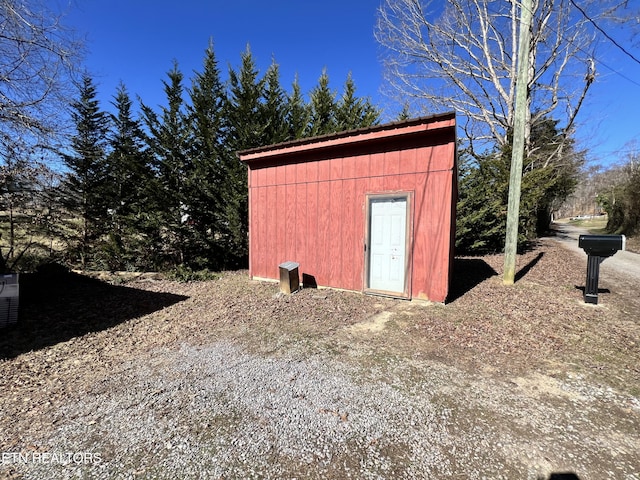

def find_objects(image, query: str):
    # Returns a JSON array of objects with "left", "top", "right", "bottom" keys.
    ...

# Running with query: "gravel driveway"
[
  {"left": 551, "top": 221, "right": 640, "bottom": 281},
  {"left": 1, "top": 241, "right": 639, "bottom": 480},
  {"left": 4, "top": 340, "right": 639, "bottom": 480}
]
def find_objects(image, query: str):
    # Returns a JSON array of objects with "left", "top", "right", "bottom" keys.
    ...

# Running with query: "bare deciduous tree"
[
  {"left": 0, "top": 0, "right": 82, "bottom": 270},
  {"left": 0, "top": 0, "right": 82, "bottom": 155},
  {"left": 375, "top": 0, "right": 632, "bottom": 161}
]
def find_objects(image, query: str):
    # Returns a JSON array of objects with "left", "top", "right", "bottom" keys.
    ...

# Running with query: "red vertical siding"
[
  {"left": 284, "top": 163, "right": 295, "bottom": 185},
  {"left": 384, "top": 150, "right": 400, "bottom": 177},
  {"left": 398, "top": 147, "right": 417, "bottom": 175},
  {"left": 317, "top": 180, "right": 331, "bottom": 286},
  {"left": 257, "top": 186, "right": 268, "bottom": 278},
  {"left": 342, "top": 178, "right": 358, "bottom": 290},
  {"left": 296, "top": 182, "right": 307, "bottom": 277},
  {"left": 265, "top": 164, "right": 275, "bottom": 186},
  {"left": 307, "top": 160, "right": 318, "bottom": 183},
  {"left": 274, "top": 165, "right": 285, "bottom": 186},
  {"left": 369, "top": 153, "right": 385, "bottom": 192},
  {"left": 369, "top": 152, "right": 384, "bottom": 177},
  {"left": 267, "top": 185, "right": 278, "bottom": 278},
  {"left": 354, "top": 176, "right": 369, "bottom": 290},
  {"left": 247, "top": 179, "right": 254, "bottom": 275},
  {"left": 241, "top": 113, "right": 457, "bottom": 302},
  {"left": 412, "top": 171, "right": 454, "bottom": 301},
  {"left": 330, "top": 156, "right": 342, "bottom": 180},
  {"left": 353, "top": 152, "right": 369, "bottom": 178},
  {"left": 329, "top": 179, "right": 343, "bottom": 286},
  {"left": 412, "top": 172, "right": 432, "bottom": 299},
  {"left": 318, "top": 159, "right": 331, "bottom": 182},
  {"left": 306, "top": 181, "right": 318, "bottom": 284},
  {"left": 286, "top": 182, "right": 297, "bottom": 262},
  {"left": 276, "top": 183, "right": 286, "bottom": 277},
  {"left": 343, "top": 154, "right": 356, "bottom": 180}
]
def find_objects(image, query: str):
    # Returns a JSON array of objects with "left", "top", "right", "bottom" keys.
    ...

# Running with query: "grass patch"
[
  {"left": 569, "top": 216, "right": 608, "bottom": 231},
  {"left": 166, "top": 264, "right": 220, "bottom": 283}
]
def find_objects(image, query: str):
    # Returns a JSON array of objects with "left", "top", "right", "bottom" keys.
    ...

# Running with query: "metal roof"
[{"left": 238, "top": 111, "right": 456, "bottom": 162}]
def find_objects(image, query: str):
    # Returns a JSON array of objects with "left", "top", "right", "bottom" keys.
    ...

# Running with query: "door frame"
[{"left": 363, "top": 191, "right": 413, "bottom": 299}]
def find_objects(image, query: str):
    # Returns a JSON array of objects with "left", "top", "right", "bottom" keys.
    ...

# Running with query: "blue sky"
[
  {"left": 64, "top": 0, "right": 640, "bottom": 168},
  {"left": 65, "top": 0, "right": 386, "bottom": 114}
]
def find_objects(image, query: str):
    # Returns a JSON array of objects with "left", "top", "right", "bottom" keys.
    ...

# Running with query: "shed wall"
[{"left": 246, "top": 129, "right": 456, "bottom": 302}]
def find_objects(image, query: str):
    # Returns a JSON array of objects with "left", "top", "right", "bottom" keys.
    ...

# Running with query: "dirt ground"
[{"left": 0, "top": 237, "right": 638, "bottom": 479}]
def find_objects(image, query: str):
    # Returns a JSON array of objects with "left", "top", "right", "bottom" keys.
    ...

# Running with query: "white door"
[{"left": 368, "top": 197, "right": 407, "bottom": 293}]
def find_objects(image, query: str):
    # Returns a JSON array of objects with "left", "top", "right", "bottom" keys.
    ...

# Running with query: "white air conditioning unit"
[{"left": 0, "top": 274, "right": 19, "bottom": 328}]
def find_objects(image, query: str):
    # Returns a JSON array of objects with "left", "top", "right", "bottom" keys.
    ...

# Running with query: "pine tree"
[
  {"left": 224, "top": 45, "right": 266, "bottom": 265},
  {"left": 62, "top": 75, "right": 110, "bottom": 269},
  {"left": 226, "top": 45, "right": 266, "bottom": 151},
  {"left": 456, "top": 116, "right": 583, "bottom": 253},
  {"left": 187, "top": 41, "right": 227, "bottom": 269},
  {"left": 396, "top": 103, "right": 411, "bottom": 121},
  {"left": 104, "top": 82, "right": 155, "bottom": 270},
  {"left": 335, "top": 73, "right": 380, "bottom": 131},
  {"left": 141, "top": 61, "right": 192, "bottom": 267},
  {"left": 261, "top": 61, "right": 289, "bottom": 145},
  {"left": 309, "top": 68, "right": 336, "bottom": 136},
  {"left": 455, "top": 150, "right": 510, "bottom": 253},
  {"left": 286, "top": 75, "right": 310, "bottom": 140}
]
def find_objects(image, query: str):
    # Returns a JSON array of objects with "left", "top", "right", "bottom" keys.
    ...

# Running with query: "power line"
[
  {"left": 516, "top": 0, "right": 640, "bottom": 89},
  {"left": 592, "top": 55, "right": 640, "bottom": 89},
  {"left": 490, "top": 1, "right": 640, "bottom": 88},
  {"left": 568, "top": 0, "right": 640, "bottom": 67}
]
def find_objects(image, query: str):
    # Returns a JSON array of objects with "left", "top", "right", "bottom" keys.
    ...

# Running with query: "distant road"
[{"left": 549, "top": 222, "right": 640, "bottom": 281}]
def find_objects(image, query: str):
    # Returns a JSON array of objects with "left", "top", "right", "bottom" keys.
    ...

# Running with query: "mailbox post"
[{"left": 578, "top": 234, "right": 625, "bottom": 304}]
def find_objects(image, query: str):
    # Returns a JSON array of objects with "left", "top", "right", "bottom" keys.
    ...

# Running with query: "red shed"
[{"left": 238, "top": 112, "right": 457, "bottom": 302}]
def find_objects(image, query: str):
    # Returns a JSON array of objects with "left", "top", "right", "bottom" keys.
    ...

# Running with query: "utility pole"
[{"left": 503, "top": 0, "right": 533, "bottom": 285}]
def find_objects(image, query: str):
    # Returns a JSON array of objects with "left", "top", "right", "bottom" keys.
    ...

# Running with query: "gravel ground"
[
  {"left": 0, "top": 239, "right": 639, "bottom": 479},
  {"left": 2, "top": 341, "right": 638, "bottom": 480}
]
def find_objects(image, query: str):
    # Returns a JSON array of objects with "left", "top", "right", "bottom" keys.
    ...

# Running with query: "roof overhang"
[{"left": 238, "top": 112, "right": 456, "bottom": 165}]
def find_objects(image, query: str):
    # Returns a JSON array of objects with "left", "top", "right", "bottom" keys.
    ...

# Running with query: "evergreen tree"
[
  {"left": 187, "top": 41, "right": 227, "bottom": 269},
  {"left": 308, "top": 68, "right": 337, "bottom": 136},
  {"left": 224, "top": 45, "right": 266, "bottom": 265},
  {"left": 226, "top": 45, "right": 266, "bottom": 151},
  {"left": 455, "top": 150, "right": 510, "bottom": 253},
  {"left": 62, "top": 75, "right": 110, "bottom": 268},
  {"left": 286, "top": 75, "right": 310, "bottom": 140},
  {"left": 396, "top": 103, "right": 411, "bottom": 121},
  {"left": 519, "top": 118, "right": 583, "bottom": 237},
  {"left": 104, "top": 82, "right": 156, "bottom": 270},
  {"left": 48, "top": 43, "right": 390, "bottom": 272},
  {"left": 261, "top": 61, "right": 289, "bottom": 145},
  {"left": 456, "top": 116, "right": 583, "bottom": 253},
  {"left": 141, "top": 61, "right": 192, "bottom": 267},
  {"left": 335, "top": 73, "right": 380, "bottom": 131}
]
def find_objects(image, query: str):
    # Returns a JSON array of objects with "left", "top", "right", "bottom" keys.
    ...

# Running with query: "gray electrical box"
[
  {"left": 279, "top": 261, "right": 300, "bottom": 294},
  {"left": 0, "top": 274, "right": 19, "bottom": 328}
]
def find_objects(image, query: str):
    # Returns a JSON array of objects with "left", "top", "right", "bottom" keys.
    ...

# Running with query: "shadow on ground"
[
  {"left": 541, "top": 472, "right": 581, "bottom": 480},
  {"left": 448, "top": 252, "right": 545, "bottom": 303},
  {"left": 447, "top": 258, "right": 498, "bottom": 303},
  {"left": 515, "top": 252, "right": 544, "bottom": 282},
  {"left": 574, "top": 285, "right": 610, "bottom": 295},
  {"left": 0, "top": 268, "right": 188, "bottom": 360},
  {"left": 549, "top": 225, "right": 579, "bottom": 242}
]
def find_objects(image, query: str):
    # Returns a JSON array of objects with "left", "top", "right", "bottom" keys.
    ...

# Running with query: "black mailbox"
[
  {"left": 578, "top": 234, "right": 625, "bottom": 304},
  {"left": 578, "top": 235, "right": 625, "bottom": 257}
]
